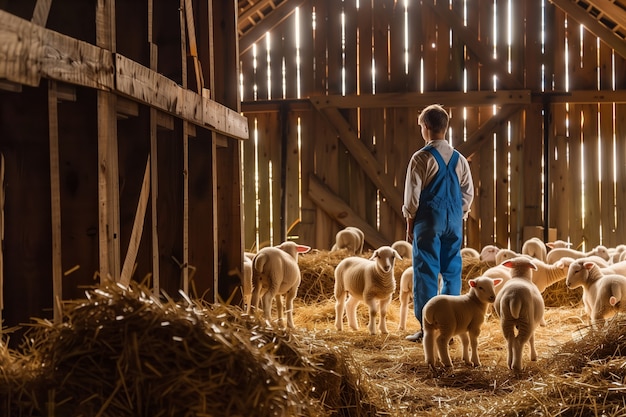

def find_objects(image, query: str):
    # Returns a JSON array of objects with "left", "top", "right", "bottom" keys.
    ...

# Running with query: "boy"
[{"left": 402, "top": 104, "right": 474, "bottom": 342}]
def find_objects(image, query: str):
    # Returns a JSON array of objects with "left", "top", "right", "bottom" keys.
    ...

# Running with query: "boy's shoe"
[{"left": 405, "top": 330, "right": 423, "bottom": 342}]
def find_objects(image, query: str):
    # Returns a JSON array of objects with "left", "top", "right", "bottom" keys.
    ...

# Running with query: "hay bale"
[{"left": 0, "top": 281, "right": 380, "bottom": 417}]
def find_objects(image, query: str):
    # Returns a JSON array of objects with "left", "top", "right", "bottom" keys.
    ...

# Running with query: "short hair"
[{"left": 418, "top": 104, "right": 449, "bottom": 134}]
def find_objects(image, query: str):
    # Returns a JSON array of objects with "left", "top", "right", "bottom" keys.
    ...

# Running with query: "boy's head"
[{"left": 418, "top": 104, "right": 449, "bottom": 135}]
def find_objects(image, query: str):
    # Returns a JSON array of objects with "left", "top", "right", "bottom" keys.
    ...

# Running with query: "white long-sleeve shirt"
[{"left": 402, "top": 139, "right": 474, "bottom": 220}]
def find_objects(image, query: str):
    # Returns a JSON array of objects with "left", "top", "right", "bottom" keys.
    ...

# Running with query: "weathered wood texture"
[
  {"left": 240, "top": 0, "right": 626, "bottom": 254},
  {"left": 0, "top": 1, "right": 246, "bottom": 336}
]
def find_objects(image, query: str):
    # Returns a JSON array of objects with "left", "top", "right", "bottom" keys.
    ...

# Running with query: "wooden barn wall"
[
  {"left": 240, "top": 0, "right": 626, "bottom": 253},
  {"left": 0, "top": 1, "right": 245, "bottom": 338}
]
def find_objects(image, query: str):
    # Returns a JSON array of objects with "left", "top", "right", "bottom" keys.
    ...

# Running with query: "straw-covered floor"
[{"left": 1, "top": 250, "right": 625, "bottom": 416}]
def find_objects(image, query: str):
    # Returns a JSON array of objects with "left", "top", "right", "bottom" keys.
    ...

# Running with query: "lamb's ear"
[
  {"left": 583, "top": 262, "right": 595, "bottom": 270},
  {"left": 502, "top": 260, "right": 513, "bottom": 268},
  {"left": 369, "top": 249, "right": 379, "bottom": 261},
  {"left": 468, "top": 279, "right": 477, "bottom": 288},
  {"left": 492, "top": 278, "right": 503, "bottom": 287},
  {"left": 296, "top": 244, "right": 311, "bottom": 254},
  {"left": 394, "top": 250, "right": 402, "bottom": 260},
  {"left": 610, "top": 296, "right": 618, "bottom": 306}
]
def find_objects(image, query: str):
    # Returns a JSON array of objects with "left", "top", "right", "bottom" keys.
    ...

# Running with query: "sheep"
[
  {"left": 547, "top": 240, "right": 572, "bottom": 249},
  {"left": 484, "top": 258, "right": 568, "bottom": 295},
  {"left": 495, "top": 249, "right": 519, "bottom": 265},
  {"left": 398, "top": 266, "right": 413, "bottom": 331},
  {"left": 565, "top": 260, "right": 626, "bottom": 326},
  {"left": 391, "top": 240, "right": 413, "bottom": 260},
  {"left": 522, "top": 237, "right": 547, "bottom": 262},
  {"left": 331, "top": 226, "right": 365, "bottom": 254},
  {"left": 546, "top": 245, "right": 610, "bottom": 264},
  {"left": 334, "top": 246, "right": 400, "bottom": 335},
  {"left": 608, "top": 244, "right": 626, "bottom": 263},
  {"left": 248, "top": 241, "right": 311, "bottom": 328},
  {"left": 494, "top": 257, "right": 544, "bottom": 371},
  {"left": 461, "top": 247, "right": 480, "bottom": 260},
  {"left": 422, "top": 276, "right": 502, "bottom": 369},
  {"left": 480, "top": 245, "right": 500, "bottom": 263}
]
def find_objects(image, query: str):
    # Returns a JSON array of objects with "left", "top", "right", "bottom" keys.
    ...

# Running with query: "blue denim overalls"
[{"left": 412, "top": 145, "right": 464, "bottom": 326}]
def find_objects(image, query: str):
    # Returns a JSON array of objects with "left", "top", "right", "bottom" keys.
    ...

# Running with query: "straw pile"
[{"left": 0, "top": 281, "right": 377, "bottom": 417}]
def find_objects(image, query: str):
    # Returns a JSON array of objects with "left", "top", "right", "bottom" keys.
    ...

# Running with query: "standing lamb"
[
  {"left": 398, "top": 266, "right": 413, "bottom": 331},
  {"left": 522, "top": 237, "right": 547, "bottom": 262},
  {"left": 334, "top": 246, "right": 400, "bottom": 335},
  {"left": 422, "top": 276, "right": 502, "bottom": 369},
  {"left": 249, "top": 241, "right": 311, "bottom": 328},
  {"left": 392, "top": 240, "right": 413, "bottom": 260},
  {"left": 480, "top": 245, "right": 500, "bottom": 263},
  {"left": 331, "top": 226, "right": 365, "bottom": 254},
  {"left": 546, "top": 245, "right": 611, "bottom": 264},
  {"left": 494, "top": 257, "right": 544, "bottom": 371},
  {"left": 565, "top": 260, "right": 626, "bottom": 326}
]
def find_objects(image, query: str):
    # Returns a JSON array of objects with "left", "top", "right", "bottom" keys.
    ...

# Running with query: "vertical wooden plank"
[
  {"left": 242, "top": 115, "right": 257, "bottom": 249},
  {"left": 479, "top": 134, "right": 495, "bottom": 247},
  {"left": 312, "top": 0, "right": 328, "bottom": 94},
  {"left": 508, "top": 111, "right": 523, "bottom": 250},
  {"left": 599, "top": 103, "right": 616, "bottom": 247},
  {"left": 494, "top": 122, "right": 509, "bottom": 249},
  {"left": 96, "top": 0, "right": 120, "bottom": 282},
  {"left": 0, "top": 153, "right": 3, "bottom": 324},
  {"left": 48, "top": 80, "right": 62, "bottom": 323},
  {"left": 371, "top": 0, "right": 392, "bottom": 93},
  {"left": 148, "top": 0, "right": 160, "bottom": 293},
  {"left": 616, "top": 104, "right": 626, "bottom": 243},
  {"left": 406, "top": 0, "right": 422, "bottom": 92},
  {"left": 179, "top": 0, "right": 190, "bottom": 293},
  {"left": 297, "top": 110, "right": 318, "bottom": 247},
  {"left": 31, "top": 0, "right": 51, "bottom": 26},
  {"left": 326, "top": 0, "right": 342, "bottom": 94},
  {"left": 283, "top": 13, "right": 298, "bottom": 99},
  {"left": 269, "top": 19, "right": 284, "bottom": 99},
  {"left": 357, "top": 0, "right": 373, "bottom": 95},
  {"left": 582, "top": 104, "right": 600, "bottom": 248},
  {"left": 343, "top": 0, "right": 358, "bottom": 95},
  {"left": 298, "top": 1, "right": 314, "bottom": 97},
  {"left": 240, "top": 49, "right": 255, "bottom": 101},
  {"left": 388, "top": 1, "right": 407, "bottom": 92},
  {"left": 568, "top": 106, "right": 584, "bottom": 248},
  {"left": 285, "top": 110, "right": 302, "bottom": 240}
]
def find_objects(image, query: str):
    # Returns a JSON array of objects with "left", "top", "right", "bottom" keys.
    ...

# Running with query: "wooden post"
[
  {"left": 180, "top": 0, "right": 190, "bottom": 294},
  {"left": 48, "top": 80, "right": 63, "bottom": 322},
  {"left": 148, "top": 0, "right": 160, "bottom": 295},
  {"left": 0, "top": 153, "right": 4, "bottom": 330}
]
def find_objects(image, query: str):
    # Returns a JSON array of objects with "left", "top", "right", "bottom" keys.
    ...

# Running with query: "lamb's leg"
[
  {"left": 436, "top": 332, "right": 453, "bottom": 367},
  {"left": 398, "top": 291, "right": 410, "bottom": 331},
  {"left": 468, "top": 329, "right": 481, "bottom": 366},
  {"left": 423, "top": 326, "right": 437, "bottom": 368},
  {"left": 261, "top": 290, "right": 275, "bottom": 323},
  {"left": 511, "top": 338, "right": 524, "bottom": 371},
  {"left": 528, "top": 332, "right": 537, "bottom": 361},
  {"left": 335, "top": 294, "right": 346, "bottom": 331},
  {"left": 275, "top": 294, "right": 285, "bottom": 327},
  {"left": 365, "top": 297, "right": 379, "bottom": 335},
  {"left": 378, "top": 296, "right": 391, "bottom": 334},
  {"left": 501, "top": 320, "right": 516, "bottom": 370},
  {"left": 284, "top": 287, "right": 297, "bottom": 329},
  {"left": 458, "top": 332, "right": 471, "bottom": 366},
  {"left": 346, "top": 296, "right": 361, "bottom": 331}
]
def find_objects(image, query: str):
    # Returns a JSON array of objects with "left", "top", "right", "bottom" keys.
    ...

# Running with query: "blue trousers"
[{"left": 412, "top": 207, "right": 463, "bottom": 326}]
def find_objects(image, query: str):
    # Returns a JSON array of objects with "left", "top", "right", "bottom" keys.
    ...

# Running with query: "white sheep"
[
  {"left": 391, "top": 240, "right": 413, "bottom": 260},
  {"left": 248, "top": 241, "right": 311, "bottom": 328},
  {"left": 495, "top": 249, "right": 519, "bottom": 265},
  {"left": 331, "top": 226, "right": 365, "bottom": 254},
  {"left": 565, "top": 260, "right": 626, "bottom": 326},
  {"left": 422, "top": 276, "right": 502, "bottom": 369},
  {"left": 494, "top": 257, "right": 544, "bottom": 371},
  {"left": 485, "top": 258, "right": 567, "bottom": 295},
  {"left": 398, "top": 266, "right": 413, "bottom": 331},
  {"left": 461, "top": 247, "right": 480, "bottom": 260},
  {"left": 480, "top": 245, "right": 500, "bottom": 263},
  {"left": 522, "top": 237, "right": 547, "bottom": 262},
  {"left": 546, "top": 245, "right": 611, "bottom": 264},
  {"left": 334, "top": 246, "right": 400, "bottom": 335}
]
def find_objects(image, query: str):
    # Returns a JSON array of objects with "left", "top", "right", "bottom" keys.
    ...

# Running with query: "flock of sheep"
[{"left": 242, "top": 228, "right": 626, "bottom": 372}]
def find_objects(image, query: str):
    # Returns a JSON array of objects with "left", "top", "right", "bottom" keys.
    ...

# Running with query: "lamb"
[
  {"left": 422, "top": 276, "right": 502, "bottom": 369},
  {"left": 391, "top": 240, "right": 413, "bottom": 260},
  {"left": 331, "top": 226, "right": 365, "bottom": 254},
  {"left": 461, "top": 247, "right": 480, "bottom": 260},
  {"left": 522, "top": 237, "right": 547, "bottom": 262},
  {"left": 495, "top": 249, "right": 519, "bottom": 265},
  {"left": 494, "top": 257, "right": 544, "bottom": 371},
  {"left": 480, "top": 245, "right": 500, "bottom": 263},
  {"left": 484, "top": 258, "right": 568, "bottom": 295},
  {"left": 546, "top": 245, "right": 610, "bottom": 264},
  {"left": 398, "top": 266, "right": 413, "bottom": 331},
  {"left": 334, "top": 246, "right": 400, "bottom": 335},
  {"left": 248, "top": 241, "right": 311, "bottom": 328},
  {"left": 565, "top": 260, "right": 626, "bottom": 326}
]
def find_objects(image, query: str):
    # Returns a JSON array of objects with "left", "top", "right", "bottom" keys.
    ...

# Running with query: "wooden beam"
[
  {"left": 551, "top": 0, "right": 626, "bottom": 59},
  {"left": 0, "top": 10, "right": 248, "bottom": 141},
  {"left": 308, "top": 174, "right": 390, "bottom": 249},
  {"left": 119, "top": 157, "right": 151, "bottom": 287},
  {"left": 239, "top": 0, "right": 307, "bottom": 55},
  {"left": 425, "top": 0, "right": 524, "bottom": 90},
  {"left": 31, "top": 0, "right": 52, "bottom": 26},
  {"left": 310, "top": 102, "right": 406, "bottom": 219},
  {"left": 455, "top": 105, "right": 522, "bottom": 158},
  {"left": 313, "top": 90, "right": 531, "bottom": 110}
]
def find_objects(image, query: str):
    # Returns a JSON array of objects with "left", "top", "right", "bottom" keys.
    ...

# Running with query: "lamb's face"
[
  {"left": 566, "top": 261, "right": 588, "bottom": 289},
  {"left": 469, "top": 277, "right": 498, "bottom": 303},
  {"left": 371, "top": 246, "right": 400, "bottom": 274}
]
